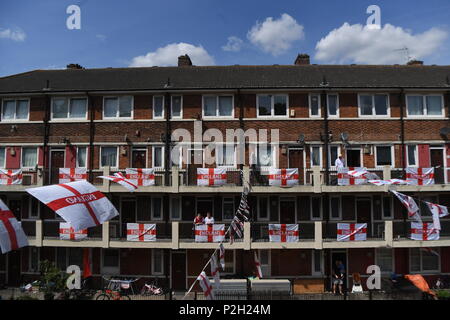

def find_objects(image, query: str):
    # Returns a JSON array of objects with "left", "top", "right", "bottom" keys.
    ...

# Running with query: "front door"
[
  {"left": 121, "top": 198, "right": 136, "bottom": 237},
  {"left": 330, "top": 250, "right": 347, "bottom": 292},
  {"left": 171, "top": 252, "right": 186, "bottom": 290},
  {"left": 132, "top": 149, "right": 146, "bottom": 168},
  {"left": 50, "top": 150, "right": 65, "bottom": 184},
  {"left": 356, "top": 198, "right": 372, "bottom": 237},
  {"left": 346, "top": 149, "right": 361, "bottom": 167},
  {"left": 280, "top": 198, "right": 296, "bottom": 224},
  {"left": 288, "top": 148, "right": 304, "bottom": 184},
  {"left": 430, "top": 148, "right": 444, "bottom": 183},
  {"left": 7, "top": 250, "right": 21, "bottom": 286}
]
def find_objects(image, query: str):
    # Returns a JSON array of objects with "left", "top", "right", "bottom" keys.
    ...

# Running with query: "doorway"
[
  {"left": 330, "top": 250, "right": 347, "bottom": 292},
  {"left": 132, "top": 148, "right": 147, "bottom": 168},
  {"left": 120, "top": 198, "right": 136, "bottom": 237},
  {"left": 7, "top": 250, "right": 21, "bottom": 286},
  {"left": 288, "top": 148, "right": 304, "bottom": 184},
  {"left": 279, "top": 198, "right": 296, "bottom": 224},
  {"left": 50, "top": 149, "right": 65, "bottom": 184},
  {"left": 346, "top": 149, "right": 361, "bottom": 167},
  {"left": 196, "top": 197, "right": 213, "bottom": 217},
  {"left": 356, "top": 198, "right": 372, "bottom": 237},
  {"left": 430, "top": 148, "right": 444, "bottom": 183},
  {"left": 171, "top": 251, "right": 186, "bottom": 290}
]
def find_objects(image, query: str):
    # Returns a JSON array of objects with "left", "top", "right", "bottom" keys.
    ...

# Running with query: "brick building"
[{"left": 0, "top": 54, "right": 450, "bottom": 292}]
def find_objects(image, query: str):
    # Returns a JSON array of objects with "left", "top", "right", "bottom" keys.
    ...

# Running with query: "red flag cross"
[
  {"left": 195, "top": 225, "right": 224, "bottom": 242},
  {"left": 411, "top": 223, "right": 438, "bottom": 240},
  {"left": 197, "top": 168, "right": 227, "bottom": 186},
  {"left": 0, "top": 209, "right": 18, "bottom": 250},
  {"left": 337, "top": 223, "right": 366, "bottom": 241},
  {"left": 269, "top": 224, "right": 299, "bottom": 242},
  {"left": 60, "top": 226, "right": 87, "bottom": 240},
  {"left": 0, "top": 170, "right": 22, "bottom": 185},
  {"left": 406, "top": 168, "right": 434, "bottom": 185},
  {"left": 59, "top": 168, "right": 86, "bottom": 182},
  {"left": 269, "top": 169, "right": 299, "bottom": 186},
  {"left": 127, "top": 224, "right": 156, "bottom": 241},
  {"left": 198, "top": 273, "right": 213, "bottom": 299},
  {"left": 126, "top": 169, "right": 154, "bottom": 186},
  {"left": 46, "top": 184, "right": 102, "bottom": 226},
  {"left": 337, "top": 167, "right": 357, "bottom": 185},
  {"left": 112, "top": 172, "right": 138, "bottom": 189}
]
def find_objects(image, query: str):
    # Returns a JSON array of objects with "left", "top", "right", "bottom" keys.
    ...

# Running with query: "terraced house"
[{"left": 0, "top": 53, "right": 449, "bottom": 292}]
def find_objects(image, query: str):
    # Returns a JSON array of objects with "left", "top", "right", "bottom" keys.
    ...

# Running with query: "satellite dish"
[
  {"left": 341, "top": 132, "right": 349, "bottom": 142},
  {"left": 297, "top": 134, "right": 305, "bottom": 144}
]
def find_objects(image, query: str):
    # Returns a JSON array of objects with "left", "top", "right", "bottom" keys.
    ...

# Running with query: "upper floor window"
[
  {"left": 217, "top": 144, "right": 235, "bottom": 167},
  {"left": 376, "top": 248, "right": 394, "bottom": 273},
  {"left": 375, "top": 146, "right": 393, "bottom": 167},
  {"left": 153, "top": 96, "right": 164, "bottom": 119},
  {"left": 257, "top": 94, "right": 288, "bottom": 117},
  {"left": 407, "top": 95, "right": 443, "bottom": 117},
  {"left": 310, "top": 145, "right": 321, "bottom": 167},
  {"left": 223, "top": 197, "right": 235, "bottom": 221},
  {"left": 359, "top": 94, "right": 389, "bottom": 116},
  {"left": 309, "top": 94, "right": 321, "bottom": 117},
  {"left": 407, "top": 145, "right": 417, "bottom": 166},
  {"left": 257, "top": 144, "right": 273, "bottom": 167},
  {"left": 171, "top": 95, "right": 182, "bottom": 118},
  {"left": 77, "top": 147, "right": 87, "bottom": 168},
  {"left": 153, "top": 146, "right": 163, "bottom": 168},
  {"left": 22, "top": 147, "right": 38, "bottom": 168},
  {"left": 52, "top": 97, "right": 87, "bottom": 119},
  {"left": 100, "top": 147, "right": 117, "bottom": 168},
  {"left": 203, "top": 95, "right": 233, "bottom": 117},
  {"left": 2, "top": 99, "right": 29, "bottom": 121},
  {"left": 329, "top": 196, "right": 341, "bottom": 220},
  {"left": 0, "top": 147, "right": 5, "bottom": 168},
  {"left": 327, "top": 94, "right": 339, "bottom": 117},
  {"left": 410, "top": 248, "right": 439, "bottom": 273},
  {"left": 103, "top": 96, "right": 132, "bottom": 118}
]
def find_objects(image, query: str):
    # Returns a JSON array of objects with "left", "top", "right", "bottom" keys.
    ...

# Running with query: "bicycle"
[
  {"left": 140, "top": 283, "right": 164, "bottom": 296},
  {"left": 96, "top": 288, "right": 131, "bottom": 300}
]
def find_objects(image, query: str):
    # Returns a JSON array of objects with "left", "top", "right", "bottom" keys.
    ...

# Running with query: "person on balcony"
[
  {"left": 332, "top": 260, "right": 345, "bottom": 295},
  {"left": 335, "top": 155, "right": 345, "bottom": 168},
  {"left": 204, "top": 212, "right": 215, "bottom": 225},
  {"left": 194, "top": 213, "right": 204, "bottom": 225}
]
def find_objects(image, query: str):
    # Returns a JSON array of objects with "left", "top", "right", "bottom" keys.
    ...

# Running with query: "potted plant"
[{"left": 39, "top": 260, "right": 69, "bottom": 300}]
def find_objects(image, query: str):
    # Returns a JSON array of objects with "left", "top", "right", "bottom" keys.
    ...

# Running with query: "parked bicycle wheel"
[
  {"left": 120, "top": 294, "right": 131, "bottom": 300},
  {"left": 96, "top": 293, "right": 110, "bottom": 300}
]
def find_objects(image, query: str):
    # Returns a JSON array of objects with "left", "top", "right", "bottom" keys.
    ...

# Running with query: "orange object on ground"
[{"left": 404, "top": 274, "right": 436, "bottom": 297}]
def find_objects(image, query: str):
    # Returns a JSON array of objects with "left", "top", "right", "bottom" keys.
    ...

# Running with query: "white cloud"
[
  {"left": 222, "top": 36, "right": 243, "bottom": 52},
  {"left": 129, "top": 42, "right": 215, "bottom": 67},
  {"left": 0, "top": 28, "right": 26, "bottom": 42},
  {"left": 315, "top": 23, "right": 448, "bottom": 64},
  {"left": 247, "top": 13, "right": 304, "bottom": 56}
]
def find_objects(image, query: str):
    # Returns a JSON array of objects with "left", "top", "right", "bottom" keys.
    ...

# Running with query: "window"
[
  {"left": 151, "top": 197, "right": 163, "bottom": 220},
  {"left": 29, "top": 196, "right": 40, "bottom": 218},
  {"left": 257, "top": 95, "right": 288, "bottom": 117},
  {"left": 407, "top": 145, "right": 417, "bottom": 166},
  {"left": 330, "top": 197, "right": 341, "bottom": 220},
  {"left": 329, "top": 145, "right": 339, "bottom": 167},
  {"left": 407, "top": 95, "right": 443, "bottom": 116},
  {"left": 0, "top": 147, "right": 5, "bottom": 168},
  {"left": 217, "top": 145, "right": 235, "bottom": 167},
  {"left": 359, "top": 94, "right": 389, "bottom": 116},
  {"left": 103, "top": 249, "right": 120, "bottom": 268},
  {"left": 257, "top": 145, "right": 273, "bottom": 167},
  {"left": 2, "top": 99, "right": 29, "bottom": 121},
  {"left": 223, "top": 250, "right": 235, "bottom": 274},
  {"left": 152, "top": 249, "right": 164, "bottom": 275},
  {"left": 382, "top": 196, "right": 392, "bottom": 219},
  {"left": 203, "top": 95, "right": 233, "bottom": 117},
  {"left": 312, "top": 250, "right": 323, "bottom": 275},
  {"left": 28, "top": 247, "right": 39, "bottom": 272},
  {"left": 327, "top": 94, "right": 339, "bottom": 116},
  {"left": 258, "top": 197, "right": 269, "bottom": 221},
  {"left": 223, "top": 197, "right": 235, "bottom": 221},
  {"left": 51, "top": 97, "right": 87, "bottom": 119},
  {"left": 309, "top": 94, "right": 320, "bottom": 117},
  {"left": 153, "top": 146, "right": 163, "bottom": 168},
  {"left": 153, "top": 96, "right": 164, "bottom": 119},
  {"left": 376, "top": 248, "right": 394, "bottom": 273},
  {"left": 100, "top": 147, "right": 117, "bottom": 168},
  {"left": 103, "top": 96, "right": 132, "bottom": 118},
  {"left": 259, "top": 250, "right": 270, "bottom": 277},
  {"left": 311, "top": 197, "right": 322, "bottom": 220},
  {"left": 77, "top": 147, "right": 87, "bottom": 168},
  {"left": 310, "top": 146, "right": 321, "bottom": 167},
  {"left": 171, "top": 95, "right": 182, "bottom": 118},
  {"left": 170, "top": 197, "right": 181, "bottom": 220},
  {"left": 376, "top": 146, "right": 392, "bottom": 166},
  {"left": 22, "top": 147, "right": 37, "bottom": 168},
  {"left": 410, "top": 248, "right": 439, "bottom": 272}
]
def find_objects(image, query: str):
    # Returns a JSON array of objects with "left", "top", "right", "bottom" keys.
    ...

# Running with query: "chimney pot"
[
  {"left": 294, "top": 54, "right": 310, "bottom": 65},
  {"left": 178, "top": 54, "right": 193, "bottom": 67},
  {"left": 407, "top": 60, "right": 424, "bottom": 66}
]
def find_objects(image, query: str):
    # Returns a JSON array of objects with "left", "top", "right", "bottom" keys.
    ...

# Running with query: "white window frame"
[
  {"left": 310, "top": 196, "right": 323, "bottom": 220},
  {"left": 222, "top": 197, "right": 235, "bottom": 222},
  {"left": 0, "top": 147, "right": 5, "bottom": 168},
  {"left": 28, "top": 195, "right": 40, "bottom": 219},
  {"left": 258, "top": 249, "right": 271, "bottom": 277},
  {"left": 151, "top": 196, "right": 163, "bottom": 221},
  {"left": 310, "top": 145, "right": 322, "bottom": 167},
  {"left": 256, "top": 144, "right": 276, "bottom": 169},
  {"left": 50, "top": 97, "right": 88, "bottom": 120},
  {"left": 153, "top": 95, "right": 165, "bottom": 119},
  {"left": 329, "top": 196, "right": 342, "bottom": 220},
  {"left": 327, "top": 94, "right": 339, "bottom": 117},
  {"left": 375, "top": 145, "right": 394, "bottom": 168},
  {"left": 409, "top": 248, "right": 440, "bottom": 273},
  {"left": 345, "top": 147, "right": 363, "bottom": 168},
  {"left": 21, "top": 147, "right": 38, "bottom": 169},
  {"left": 257, "top": 196, "right": 270, "bottom": 221},
  {"left": 406, "top": 94, "right": 444, "bottom": 117},
  {"left": 329, "top": 145, "right": 341, "bottom": 168},
  {"left": 358, "top": 93, "right": 390, "bottom": 117},
  {"left": 256, "top": 94, "right": 289, "bottom": 118},
  {"left": 102, "top": 96, "right": 133, "bottom": 119},
  {"left": 170, "top": 196, "right": 181, "bottom": 221},
  {"left": 406, "top": 144, "right": 418, "bottom": 167},
  {"left": 152, "top": 146, "right": 164, "bottom": 168},
  {"left": 151, "top": 249, "right": 164, "bottom": 275},
  {"left": 76, "top": 146, "right": 88, "bottom": 168},
  {"left": 375, "top": 248, "right": 395, "bottom": 274},
  {"left": 202, "top": 95, "right": 234, "bottom": 118},
  {"left": 100, "top": 146, "right": 119, "bottom": 169},
  {"left": 381, "top": 196, "right": 393, "bottom": 219},
  {"left": 1, "top": 98, "right": 30, "bottom": 122},
  {"left": 171, "top": 95, "right": 183, "bottom": 119},
  {"left": 309, "top": 94, "right": 321, "bottom": 117},
  {"left": 216, "top": 144, "right": 236, "bottom": 168},
  {"left": 312, "top": 250, "right": 324, "bottom": 276}
]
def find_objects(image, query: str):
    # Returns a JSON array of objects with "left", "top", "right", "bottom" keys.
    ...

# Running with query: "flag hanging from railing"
[
  {"left": 59, "top": 222, "right": 88, "bottom": 240},
  {"left": 0, "top": 199, "right": 28, "bottom": 254},
  {"left": 410, "top": 222, "right": 440, "bottom": 241},
  {"left": 195, "top": 224, "right": 225, "bottom": 242},
  {"left": 197, "top": 168, "right": 227, "bottom": 186},
  {"left": 268, "top": 224, "right": 299, "bottom": 242},
  {"left": 126, "top": 223, "right": 156, "bottom": 241},
  {"left": 337, "top": 167, "right": 367, "bottom": 185},
  {"left": 98, "top": 172, "right": 138, "bottom": 191},
  {"left": 337, "top": 223, "right": 367, "bottom": 241},
  {"left": 406, "top": 167, "right": 434, "bottom": 185},
  {"left": 268, "top": 168, "right": 299, "bottom": 187},
  {"left": 59, "top": 168, "right": 87, "bottom": 183},
  {"left": 390, "top": 190, "right": 422, "bottom": 222},
  {"left": 125, "top": 168, "right": 155, "bottom": 186},
  {"left": 0, "top": 169, "right": 22, "bottom": 185},
  {"left": 368, "top": 179, "right": 412, "bottom": 186}
]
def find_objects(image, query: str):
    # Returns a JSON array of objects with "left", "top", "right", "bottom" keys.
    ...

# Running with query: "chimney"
[
  {"left": 66, "top": 63, "right": 84, "bottom": 69},
  {"left": 407, "top": 60, "right": 424, "bottom": 66},
  {"left": 178, "top": 54, "right": 193, "bottom": 67},
  {"left": 294, "top": 54, "right": 310, "bottom": 65}
]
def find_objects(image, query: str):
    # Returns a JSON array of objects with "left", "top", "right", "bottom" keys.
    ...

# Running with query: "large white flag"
[
  {"left": 424, "top": 201, "right": 449, "bottom": 231},
  {"left": 26, "top": 181, "right": 119, "bottom": 232},
  {"left": 197, "top": 168, "right": 227, "bottom": 186},
  {"left": 0, "top": 199, "right": 28, "bottom": 254},
  {"left": 125, "top": 168, "right": 155, "bottom": 186},
  {"left": 390, "top": 190, "right": 421, "bottom": 222},
  {"left": 410, "top": 222, "right": 440, "bottom": 241},
  {"left": 0, "top": 169, "right": 22, "bottom": 185},
  {"left": 197, "top": 271, "right": 215, "bottom": 300},
  {"left": 268, "top": 168, "right": 299, "bottom": 187},
  {"left": 99, "top": 172, "right": 138, "bottom": 191}
]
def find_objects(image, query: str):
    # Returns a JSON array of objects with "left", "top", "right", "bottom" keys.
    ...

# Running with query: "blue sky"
[{"left": 1, "top": 0, "right": 449, "bottom": 76}]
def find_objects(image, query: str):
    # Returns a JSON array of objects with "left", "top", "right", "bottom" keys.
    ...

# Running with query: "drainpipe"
[
  {"left": 164, "top": 92, "right": 171, "bottom": 187},
  {"left": 88, "top": 92, "right": 95, "bottom": 183},
  {"left": 238, "top": 89, "right": 244, "bottom": 180},
  {"left": 399, "top": 88, "right": 407, "bottom": 237},
  {"left": 322, "top": 90, "right": 330, "bottom": 185},
  {"left": 42, "top": 81, "right": 51, "bottom": 185}
]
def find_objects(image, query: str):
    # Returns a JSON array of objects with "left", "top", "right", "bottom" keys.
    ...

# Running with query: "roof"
[{"left": 1, "top": 65, "right": 450, "bottom": 93}]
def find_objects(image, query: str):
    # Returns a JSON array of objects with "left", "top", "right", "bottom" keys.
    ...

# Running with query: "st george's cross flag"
[
  {"left": 368, "top": 179, "right": 413, "bottom": 186},
  {"left": 59, "top": 168, "right": 87, "bottom": 184},
  {"left": 268, "top": 224, "right": 299, "bottom": 242},
  {"left": 197, "top": 271, "right": 215, "bottom": 300},
  {"left": 406, "top": 167, "right": 434, "bottom": 186},
  {"left": 219, "top": 243, "right": 225, "bottom": 270},
  {"left": 337, "top": 223, "right": 367, "bottom": 241},
  {"left": 410, "top": 222, "right": 440, "bottom": 241},
  {"left": 337, "top": 167, "right": 367, "bottom": 185},
  {"left": 254, "top": 251, "right": 263, "bottom": 278},
  {"left": 26, "top": 181, "right": 119, "bottom": 232},
  {"left": 125, "top": 168, "right": 155, "bottom": 187},
  {"left": 210, "top": 252, "right": 220, "bottom": 288},
  {"left": 98, "top": 172, "right": 138, "bottom": 191},
  {"left": 424, "top": 201, "right": 449, "bottom": 231},
  {"left": 0, "top": 199, "right": 28, "bottom": 254},
  {"left": 0, "top": 169, "right": 22, "bottom": 185},
  {"left": 126, "top": 223, "right": 156, "bottom": 241},
  {"left": 390, "top": 190, "right": 422, "bottom": 222},
  {"left": 197, "top": 168, "right": 227, "bottom": 186},
  {"left": 268, "top": 168, "right": 299, "bottom": 187},
  {"left": 59, "top": 222, "right": 87, "bottom": 240},
  {"left": 195, "top": 224, "right": 225, "bottom": 242}
]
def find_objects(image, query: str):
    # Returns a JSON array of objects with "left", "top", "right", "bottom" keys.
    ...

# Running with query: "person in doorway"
[
  {"left": 332, "top": 260, "right": 345, "bottom": 295},
  {"left": 204, "top": 212, "right": 215, "bottom": 225},
  {"left": 335, "top": 154, "right": 345, "bottom": 168},
  {"left": 194, "top": 213, "right": 204, "bottom": 225}
]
